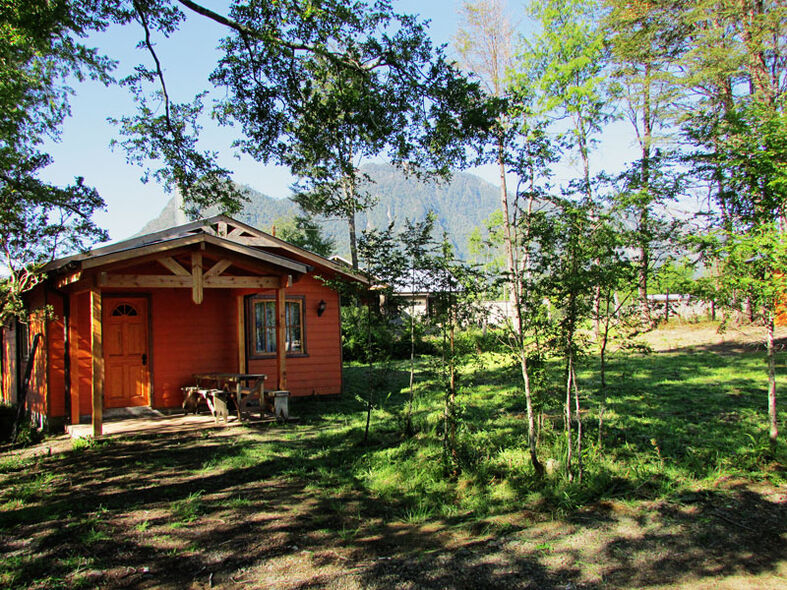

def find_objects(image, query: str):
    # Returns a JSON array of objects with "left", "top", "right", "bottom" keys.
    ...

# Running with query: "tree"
[
  {"left": 604, "top": 0, "right": 687, "bottom": 327},
  {"left": 454, "top": 0, "right": 518, "bottom": 292},
  {"left": 356, "top": 221, "right": 406, "bottom": 443},
  {"left": 212, "top": 1, "right": 492, "bottom": 268},
  {"left": 695, "top": 225, "right": 786, "bottom": 444},
  {"left": 672, "top": 1, "right": 787, "bottom": 442},
  {"left": 273, "top": 214, "right": 334, "bottom": 258},
  {"left": 398, "top": 214, "right": 440, "bottom": 436},
  {"left": 0, "top": 1, "right": 109, "bottom": 321}
]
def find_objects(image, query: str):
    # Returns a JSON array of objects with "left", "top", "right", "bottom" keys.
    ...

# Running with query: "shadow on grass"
[
  {"left": 0, "top": 417, "right": 785, "bottom": 588},
  {"left": 0, "top": 352, "right": 785, "bottom": 588}
]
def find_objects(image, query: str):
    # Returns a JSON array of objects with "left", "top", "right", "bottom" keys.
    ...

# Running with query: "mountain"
[{"left": 137, "top": 163, "right": 503, "bottom": 259}]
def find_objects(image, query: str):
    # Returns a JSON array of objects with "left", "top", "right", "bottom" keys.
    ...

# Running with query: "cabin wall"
[
  {"left": 46, "top": 293, "right": 67, "bottom": 421},
  {"left": 246, "top": 275, "right": 343, "bottom": 396},
  {"left": 69, "top": 291, "right": 94, "bottom": 421},
  {"left": 2, "top": 323, "right": 17, "bottom": 405},
  {"left": 63, "top": 272, "right": 344, "bottom": 417},
  {"left": 24, "top": 289, "right": 49, "bottom": 427},
  {"left": 150, "top": 288, "right": 238, "bottom": 408}
]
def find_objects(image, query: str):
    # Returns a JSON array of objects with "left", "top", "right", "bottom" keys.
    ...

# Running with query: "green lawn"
[{"left": 0, "top": 333, "right": 784, "bottom": 588}]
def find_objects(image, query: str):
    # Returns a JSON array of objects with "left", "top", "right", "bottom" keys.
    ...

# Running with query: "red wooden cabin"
[{"left": 1, "top": 216, "right": 366, "bottom": 433}]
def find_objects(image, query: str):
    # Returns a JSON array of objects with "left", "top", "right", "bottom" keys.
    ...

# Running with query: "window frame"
[{"left": 245, "top": 294, "right": 308, "bottom": 359}]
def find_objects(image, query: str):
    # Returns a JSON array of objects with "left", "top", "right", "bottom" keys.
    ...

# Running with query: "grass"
[{"left": 0, "top": 325, "right": 784, "bottom": 588}]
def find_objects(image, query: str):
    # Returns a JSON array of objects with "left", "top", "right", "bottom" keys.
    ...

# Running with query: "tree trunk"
[
  {"left": 513, "top": 190, "right": 543, "bottom": 476},
  {"left": 638, "top": 215, "right": 652, "bottom": 328},
  {"left": 443, "top": 301, "right": 458, "bottom": 474},
  {"left": 520, "top": 349, "right": 543, "bottom": 476},
  {"left": 598, "top": 296, "right": 611, "bottom": 449},
  {"left": 497, "top": 134, "right": 516, "bottom": 300},
  {"left": 348, "top": 208, "right": 358, "bottom": 270},
  {"left": 364, "top": 300, "right": 373, "bottom": 445},
  {"left": 767, "top": 311, "right": 778, "bottom": 444},
  {"left": 406, "top": 265, "right": 416, "bottom": 435},
  {"left": 572, "top": 363, "right": 583, "bottom": 483},
  {"left": 664, "top": 291, "right": 670, "bottom": 323},
  {"left": 11, "top": 333, "right": 42, "bottom": 444},
  {"left": 638, "top": 66, "right": 654, "bottom": 329},
  {"left": 565, "top": 353, "right": 573, "bottom": 482}
]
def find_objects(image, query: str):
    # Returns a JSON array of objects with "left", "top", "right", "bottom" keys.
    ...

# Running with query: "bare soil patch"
[{"left": 638, "top": 321, "right": 787, "bottom": 354}]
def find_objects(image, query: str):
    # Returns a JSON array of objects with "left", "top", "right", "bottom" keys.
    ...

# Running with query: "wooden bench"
[
  {"left": 181, "top": 386, "right": 230, "bottom": 424},
  {"left": 191, "top": 373, "right": 268, "bottom": 421}
]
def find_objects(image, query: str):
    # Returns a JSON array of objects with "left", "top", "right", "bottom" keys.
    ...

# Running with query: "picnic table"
[{"left": 190, "top": 373, "right": 267, "bottom": 421}]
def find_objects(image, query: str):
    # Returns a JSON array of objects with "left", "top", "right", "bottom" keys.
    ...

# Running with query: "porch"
[
  {"left": 53, "top": 225, "right": 310, "bottom": 437},
  {"left": 66, "top": 407, "right": 285, "bottom": 439}
]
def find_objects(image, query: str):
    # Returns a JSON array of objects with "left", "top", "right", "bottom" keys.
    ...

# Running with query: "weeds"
[{"left": 169, "top": 490, "right": 205, "bottom": 525}]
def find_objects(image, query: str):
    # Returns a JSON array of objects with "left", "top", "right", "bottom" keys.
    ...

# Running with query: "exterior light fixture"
[{"left": 317, "top": 299, "right": 327, "bottom": 317}]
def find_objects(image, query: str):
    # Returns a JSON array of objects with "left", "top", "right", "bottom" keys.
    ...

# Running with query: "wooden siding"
[
  {"left": 150, "top": 288, "right": 238, "bottom": 408},
  {"left": 25, "top": 289, "right": 48, "bottom": 421},
  {"left": 46, "top": 293, "right": 66, "bottom": 418},
  {"left": 246, "top": 275, "right": 343, "bottom": 396}
]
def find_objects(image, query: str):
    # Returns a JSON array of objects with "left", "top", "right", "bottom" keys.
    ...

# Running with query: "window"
[
  {"left": 111, "top": 303, "right": 138, "bottom": 317},
  {"left": 247, "top": 296, "right": 305, "bottom": 357}
]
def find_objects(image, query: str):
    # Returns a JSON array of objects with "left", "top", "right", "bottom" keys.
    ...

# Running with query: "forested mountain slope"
[{"left": 137, "top": 163, "right": 502, "bottom": 259}]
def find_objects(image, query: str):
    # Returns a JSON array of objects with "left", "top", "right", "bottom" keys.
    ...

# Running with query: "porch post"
[
  {"left": 90, "top": 289, "right": 104, "bottom": 437},
  {"left": 276, "top": 276, "right": 287, "bottom": 390},
  {"left": 191, "top": 251, "right": 203, "bottom": 304},
  {"left": 237, "top": 295, "right": 247, "bottom": 373}
]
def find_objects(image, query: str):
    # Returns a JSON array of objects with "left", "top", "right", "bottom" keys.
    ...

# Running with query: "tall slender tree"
[
  {"left": 454, "top": 0, "right": 517, "bottom": 292},
  {"left": 605, "top": 0, "right": 687, "bottom": 327},
  {"left": 520, "top": 0, "right": 613, "bottom": 204}
]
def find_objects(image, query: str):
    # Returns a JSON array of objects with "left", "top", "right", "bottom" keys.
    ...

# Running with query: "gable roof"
[{"left": 44, "top": 215, "right": 369, "bottom": 284}]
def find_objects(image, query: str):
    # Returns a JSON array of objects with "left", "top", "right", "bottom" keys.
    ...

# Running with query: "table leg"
[{"left": 236, "top": 382, "right": 243, "bottom": 421}]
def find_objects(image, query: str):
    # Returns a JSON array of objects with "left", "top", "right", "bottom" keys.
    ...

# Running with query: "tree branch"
[
  {"left": 175, "top": 0, "right": 363, "bottom": 72},
  {"left": 134, "top": 2, "right": 175, "bottom": 136}
]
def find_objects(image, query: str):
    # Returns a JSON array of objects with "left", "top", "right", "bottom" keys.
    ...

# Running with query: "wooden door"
[{"left": 103, "top": 297, "right": 150, "bottom": 408}]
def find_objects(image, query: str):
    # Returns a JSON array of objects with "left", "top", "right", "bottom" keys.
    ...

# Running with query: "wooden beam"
[
  {"left": 60, "top": 275, "right": 98, "bottom": 294},
  {"left": 90, "top": 289, "right": 103, "bottom": 437},
  {"left": 206, "top": 276, "right": 279, "bottom": 289},
  {"left": 157, "top": 256, "right": 190, "bottom": 276},
  {"left": 97, "top": 273, "right": 280, "bottom": 289},
  {"left": 276, "top": 277, "right": 287, "bottom": 390},
  {"left": 204, "top": 258, "right": 232, "bottom": 279},
  {"left": 192, "top": 251, "right": 203, "bottom": 304},
  {"left": 237, "top": 295, "right": 246, "bottom": 373},
  {"left": 98, "top": 273, "right": 190, "bottom": 288},
  {"left": 82, "top": 239, "right": 196, "bottom": 270},
  {"left": 55, "top": 271, "right": 81, "bottom": 289},
  {"left": 217, "top": 221, "right": 227, "bottom": 237}
]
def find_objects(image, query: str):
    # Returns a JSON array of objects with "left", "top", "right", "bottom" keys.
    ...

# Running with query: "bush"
[{"left": 342, "top": 305, "right": 438, "bottom": 362}]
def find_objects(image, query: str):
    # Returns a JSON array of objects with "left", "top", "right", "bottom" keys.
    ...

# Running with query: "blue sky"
[{"left": 39, "top": 1, "right": 634, "bottom": 243}]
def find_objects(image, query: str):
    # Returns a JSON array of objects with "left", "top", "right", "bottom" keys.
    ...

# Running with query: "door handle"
[{"left": 142, "top": 353, "right": 147, "bottom": 366}]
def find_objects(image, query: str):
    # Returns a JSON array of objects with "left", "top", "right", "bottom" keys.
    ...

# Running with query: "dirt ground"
[
  {"left": 638, "top": 321, "right": 787, "bottom": 354},
  {"left": 1, "top": 422, "right": 785, "bottom": 589}
]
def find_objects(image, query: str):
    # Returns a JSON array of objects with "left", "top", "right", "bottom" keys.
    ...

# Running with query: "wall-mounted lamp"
[{"left": 317, "top": 299, "right": 327, "bottom": 317}]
